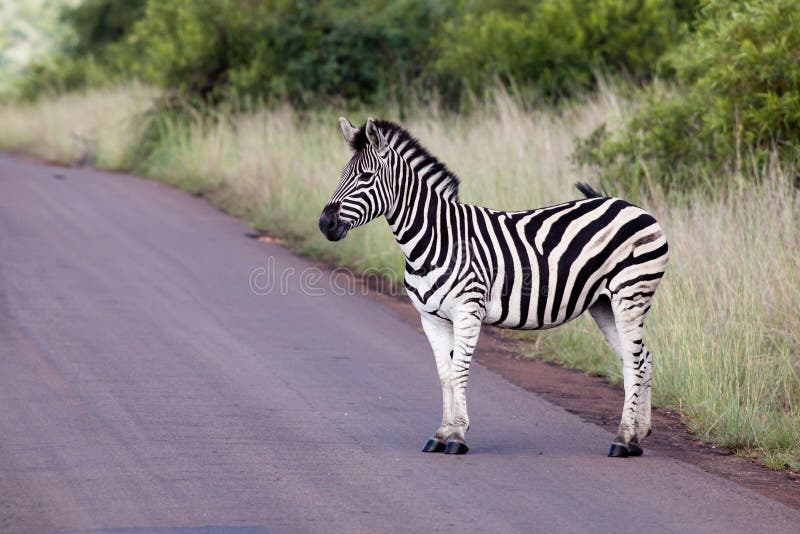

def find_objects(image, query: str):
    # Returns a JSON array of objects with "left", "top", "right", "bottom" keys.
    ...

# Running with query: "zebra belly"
[
  {"left": 481, "top": 255, "right": 610, "bottom": 330},
  {"left": 485, "top": 306, "right": 588, "bottom": 330},
  {"left": 483, "top": 289, "right": 598, "bottom": 330}
]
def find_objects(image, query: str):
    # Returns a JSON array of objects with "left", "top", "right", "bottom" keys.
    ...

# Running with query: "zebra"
[{"left": 319, "top": 117, "right": 669, "bottom": 457}]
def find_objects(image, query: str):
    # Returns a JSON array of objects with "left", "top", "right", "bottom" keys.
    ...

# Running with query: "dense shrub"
[
  {"left": 97, "top": 0, "right": 452, "bottom": 105},
  {"left": 224, "top": 0, "right": 451, "bottom": 105},
  {"left": 62, "top": 0, "right": 147, "bottom": 57},
  {"left": 16, "top": 56, "right": 105, "bottom": 100},
  {"left": 14, "top": 0, "right": 146, "bottom": 99},
  {"left": 577, "top": 0, "right": 800, "bottom": 192},
  {"left": 14, "top": 0, "right": 702, "bottom": 106},
  {"left": 435, "top": 0, "right": 697, "bottom": 99},
  {"left": 122, "top": 0, "right": 265, "bottom": 101}
]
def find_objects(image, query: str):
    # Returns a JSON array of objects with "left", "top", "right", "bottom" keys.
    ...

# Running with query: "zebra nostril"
[{"left": 318, "top": 213, "right": 336, "bottom": 234}]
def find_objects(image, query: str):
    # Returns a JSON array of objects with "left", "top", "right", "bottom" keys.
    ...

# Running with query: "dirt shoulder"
[{"left": 364, "top": 286, "right": 800, "bottom": 511}]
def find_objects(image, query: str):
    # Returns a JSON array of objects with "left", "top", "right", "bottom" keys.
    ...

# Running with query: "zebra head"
[{"left": 319, "top": 117, "right": 393, "bottom": 241}]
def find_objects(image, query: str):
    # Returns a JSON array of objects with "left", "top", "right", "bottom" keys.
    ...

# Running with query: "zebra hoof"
[
  {"left": 608, "top": 443, "right": 630, "bottom": 457},
  {"left": 444, "top": 441, "right": 469, "bottom": 455},
  {"left": 627, "top": 442, "right": 644, "bottom": 456},
  {"left": 422, "top": 439, "right": 446, "bottom": 453}
]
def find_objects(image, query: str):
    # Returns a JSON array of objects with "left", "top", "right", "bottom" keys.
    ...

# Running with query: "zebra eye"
[{"left": 357, "top": 172, "right": 374, "bottom": 182}]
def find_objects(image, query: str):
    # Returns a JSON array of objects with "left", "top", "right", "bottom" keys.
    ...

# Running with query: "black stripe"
[
  {"left": 563, "top": 213, "right": 657, "bottom": 320},
  {"left": 549, "top": 201, "right": 628, "bottom": 323}
]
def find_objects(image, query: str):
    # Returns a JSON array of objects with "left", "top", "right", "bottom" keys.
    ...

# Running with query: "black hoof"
[
  {"left": 422, "top": 439, "right": 446, "bottom": 453},
  {"left": 444, "top": 441, "right": 469, "bottom": 455},
  {"left": 627, "top": 442, "right": 643, "bottom": 456},
  {"left": 608, "top": 443, "right": 630, "bottom": 457}
]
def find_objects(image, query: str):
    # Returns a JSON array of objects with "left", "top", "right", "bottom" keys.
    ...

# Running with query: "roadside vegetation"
[{"left": 1, "top": 0, "right": 798, "bottom": 470}]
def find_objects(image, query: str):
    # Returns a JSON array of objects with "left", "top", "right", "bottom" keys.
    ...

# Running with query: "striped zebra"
[{"left": 319, "top": 118, "right": 669, "bottom": 457}]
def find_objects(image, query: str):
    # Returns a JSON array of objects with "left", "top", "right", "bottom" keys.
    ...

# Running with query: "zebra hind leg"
[{"left": 589, "top": 294, "right": 653, "bottom": 458}]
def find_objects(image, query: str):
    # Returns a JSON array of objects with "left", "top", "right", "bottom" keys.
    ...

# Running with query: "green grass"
[{"left": 0, "top": 86, "right": 798, "bottom": 470}]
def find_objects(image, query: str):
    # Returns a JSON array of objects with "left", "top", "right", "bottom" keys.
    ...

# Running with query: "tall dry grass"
[
  {"left": 535, "top": 175, "right": 800, "bottom": 469},
  {"left": 0, "top": 85, "right": 155, "bottom": 168},
  {"left": 0, "top": 86, "right": 797, "bottom": 469}
]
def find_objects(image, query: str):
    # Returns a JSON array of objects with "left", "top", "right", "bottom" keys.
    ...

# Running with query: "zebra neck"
[
  {"left": 384, "top": 134, "right": 459, "bottom": 224},
  {"left": 387, "top": 184, "right": 460, "bottom": 272}
]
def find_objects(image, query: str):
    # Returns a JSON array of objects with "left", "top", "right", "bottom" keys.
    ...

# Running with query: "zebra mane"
[{"left": 349, "top": 119, "right": 460, "bottom": 202}]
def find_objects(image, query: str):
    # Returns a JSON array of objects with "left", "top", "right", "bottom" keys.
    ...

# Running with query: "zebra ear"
[
  {"left": 366, "top": 117, "right": 388, "bottom": 154},
  {"left": 339, "top": 117, "right": 358, "bottom": 145}
]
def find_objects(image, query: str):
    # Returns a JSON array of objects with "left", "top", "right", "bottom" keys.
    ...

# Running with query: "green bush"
[
  {"left": 14, "top": 0, "right": 702, "bottom": 106},
  {"left": 62, "top": 0, "right": 147, "bottom": 57},
  {"left": 123, "top": 0, "right": 263, "bottom": 101},
  {"left": 13, "top": 0, "right": 146, "bottom": 99},
  {"left": 435, "top": 0, "right": 696, "bottom": 99},
  {"left": 13, "top": 0, "right": 452, "bottom": 105},
  {"left": 15, "top": 55, "right": 117, "bottom": 100},
  {"left": 578, "top": 0, "right": 800, "bottom": 192},
  {"left": 121, "top": 0, "right": 451, "bottom": 106}
]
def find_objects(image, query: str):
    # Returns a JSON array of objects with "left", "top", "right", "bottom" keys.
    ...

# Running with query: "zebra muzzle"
[{"left": 318, "top": 204, "right": 349, "bottom": 241}]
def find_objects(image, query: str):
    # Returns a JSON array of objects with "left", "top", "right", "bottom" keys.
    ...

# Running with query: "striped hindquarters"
[{"left": 481, "top": 197, "right": 668, "bottom": 329}]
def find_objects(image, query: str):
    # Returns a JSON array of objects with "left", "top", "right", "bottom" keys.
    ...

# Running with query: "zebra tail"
[{"left": 574, "top": 182, "right": 608, "bottom": 199}]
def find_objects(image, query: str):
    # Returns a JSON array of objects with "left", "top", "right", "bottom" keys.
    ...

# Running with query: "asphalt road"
[{"left": 1, "top": 153, "right": 798, "bottom": 534}]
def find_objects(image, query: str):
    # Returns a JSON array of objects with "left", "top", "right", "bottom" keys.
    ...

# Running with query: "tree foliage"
[
  {"left": 17, "top": 0, "right": 699, "bottom": 105},
  {"left": 435, "top": 0, "right": 697, "bottom": 97},
  {"left": 62, "top": 0, "right": 147, "bottom": 56},
  {"left": 20, "top": 0, "right": 453, "bottom": 105},
  {"left": 577, "top": 0, "right": 800, "bottom": 191}
]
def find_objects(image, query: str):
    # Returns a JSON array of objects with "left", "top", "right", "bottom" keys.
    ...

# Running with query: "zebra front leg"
[
  {"left": 443, "top": 305, "right": 485, "bottom": 455},
  {"left": 420, "top": 314, "right": 455, "bottom": 453}
]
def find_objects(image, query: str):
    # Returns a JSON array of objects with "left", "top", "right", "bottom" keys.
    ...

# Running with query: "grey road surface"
[{"left": 1, "top": 154, "right": 798, "bottom": 534}]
